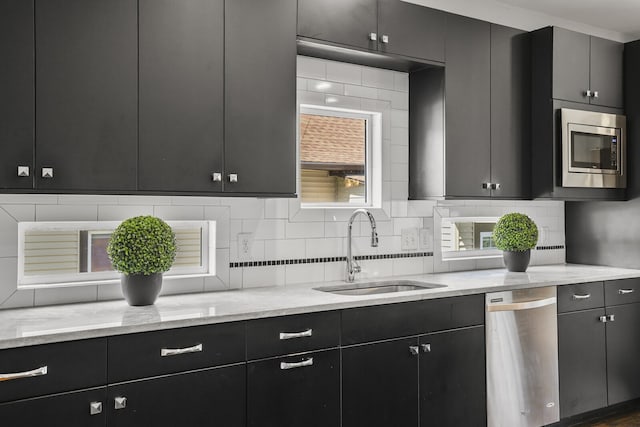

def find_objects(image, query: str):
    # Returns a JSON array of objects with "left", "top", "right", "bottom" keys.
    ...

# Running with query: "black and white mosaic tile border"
[
  {"left": 536, "top": 245, "right": 565, "bottom": 251},
  {"left": 230, "top": 252, "right": 434, "bottom": 268}
]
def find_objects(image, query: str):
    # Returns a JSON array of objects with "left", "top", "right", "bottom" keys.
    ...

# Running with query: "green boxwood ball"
[
  {"left": 107, "top": 216, "right": 176, "bottom": 275},
  {"left": 493, "top": 212, "right": 538, "bottom": 252}
]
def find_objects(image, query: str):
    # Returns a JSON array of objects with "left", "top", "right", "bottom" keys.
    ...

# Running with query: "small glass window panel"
[
  {"left": 300, "top": 112, "right": 367, "bottom": 204},
  {"left": 571, "top": 131, "right": 617, "bottom": 170},
  {"left": 88, "top": 232, "right": 113, "bottom": 272}
]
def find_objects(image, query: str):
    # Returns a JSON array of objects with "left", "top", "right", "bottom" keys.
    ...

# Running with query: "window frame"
[
  {"left": 440, "top": 216, "right": 501, "bottom": 261},
  {"left": 17, "top": 220, "right": 216, "bottom": 289},
  {"left": 299, "top": 104, "right": 382, "bottom": 209}
]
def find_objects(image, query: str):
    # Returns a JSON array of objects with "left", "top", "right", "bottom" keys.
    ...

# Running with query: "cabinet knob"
[
  {"left": 409, "top": 345, "right": 420, "bottom": 356},
  {"left": 599, "top": 315, "right": 607, "bottom": 323},
  {"left": 368, "top": 32, "right": 377, "bottom": 41},
  {"left": 585, "top": 90, "right": 593, "bottom": 97},
  {"left": 114, "top": 396, "right": 127, "bottom": 410},
  {"left": 607, "top": 314, "right": 615, "bottom": 322},
  {"left": 41, "top": 167, "right": 54, "bottom": 179},
  {"left": 491, "top": 183, "right": 501, "bottom": 190},
  {"left": 592, "top": 91, "right": 599, "bottom": 98},
  {"left": 212, "top": 172, "right": 222, "bottom": 182},
  {"left": 421, "top": 343, "right": 431, "bottom": 353},
  {"left": 380, "top": 34, "right": 389, "bottom": 44},
  {"left": 89, "top": 401, "right": 103, "bottom": 416},
  {"left": 482, "top": 182, "right": 491, "bottom": 190},
  {"left": 17, "top": 166, "right": 30, "bottom": 177},
  {"left": 228, "top": 173, "right": 238, "bottom": 183}
]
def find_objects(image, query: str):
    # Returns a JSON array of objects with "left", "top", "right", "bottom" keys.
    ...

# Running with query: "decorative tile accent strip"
[
  {"left": 230, "top": 252, "right": 434, "bottom": 268},
  {"left": 535, "top": 245, "right": 565, "bottom": 250}
]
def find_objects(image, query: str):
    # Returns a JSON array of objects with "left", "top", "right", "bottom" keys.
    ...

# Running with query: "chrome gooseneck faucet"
[{"left": 346, "top": 209, "right": 379, "bottom": 282}]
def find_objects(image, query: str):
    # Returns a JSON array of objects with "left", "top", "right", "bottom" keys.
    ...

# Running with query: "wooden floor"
[{"left": 573, "top": 409, "right": 640, "bottom": 426}]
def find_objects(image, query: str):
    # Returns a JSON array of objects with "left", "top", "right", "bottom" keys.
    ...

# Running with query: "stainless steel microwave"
[{"left": 561, "top": 108, "right": 626, "bottom": 189}]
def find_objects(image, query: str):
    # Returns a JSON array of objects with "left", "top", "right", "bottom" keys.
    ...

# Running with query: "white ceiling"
[{"left": 405, "top": 0, "right": 640, "bottom": 42}]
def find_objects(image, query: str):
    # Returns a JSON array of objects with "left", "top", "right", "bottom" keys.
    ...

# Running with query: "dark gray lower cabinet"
[
  {"left": 606, "top": 303, "right": 640, "bottom": 405},
  {"left": 0, "top": 387, "right": 107, "bottom": 426},
  {"left": 558, "top": 308, "right": 607, "bottom": 418},
  {"left": 107, "top": 364, "right": 246, "bottom": 427},
  {"left": 420, "top": 326, "right": 486, "bottom": 427},
  {"left": 342, "top": 337, "right": 419, "bottom": 427},
  {"left": 247, "top": 349, "right": 340, "bottom": 427}
]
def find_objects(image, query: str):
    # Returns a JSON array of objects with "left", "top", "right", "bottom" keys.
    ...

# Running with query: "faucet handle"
[{"left": 353, "top": 265, "right": 361, "bottom": 273}]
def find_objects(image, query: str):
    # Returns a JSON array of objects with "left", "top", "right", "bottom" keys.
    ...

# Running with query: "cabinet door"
[
  {"left": 558, "top": 309, "right": 607, "bottom": 418},
  {"left": 225, "top": 0, "right": 296, "bottom": 195},
  {"left": 377, "top": 0, "right": 445, "bottom": 62},
  {"left": 590, "top": 36, "right": 624, "bottom": 109},
  {"left": 552, "top": 27, "right": 591, "bottom": 104},
  {"left": 0, "top": 387, "right": 106, "bottom": 426},
  {"left": 342, "top": 337, "right": 419, "bottom": 427},
  {"left": 420, "top": 326, "right": 486, "bottom": 427},
  {"left": 297, "top": 0, "right": 377, "bottom": 51},
  {"left": 0, "top": 0, "right": 34, "bottom": 190},
  {"left": 138, "top": 0, "right": 223, "bottom": 192},
  {"left": 606, "top": 303, "right": 640, "bottom": 405},
  {"left": 107, "top": 364, "right": 245, "bottom": 427},
  {"left": 490, "top": 24, "right": 530, "bottom": 199},
  {"left": 35, "top": 0, "right": 137, "bottom": 192},
  {"left": 247, "top": 349, "right": 340, "bottom": 427},
  {"left": 444, "top": 14, "right": 491, "bottom": 197}
]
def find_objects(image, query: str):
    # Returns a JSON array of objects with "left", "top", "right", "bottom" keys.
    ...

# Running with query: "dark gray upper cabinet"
[
  {"left": 377, "top": 0, "right": 446, "bottom": 62},
  {"left": 298, "top": 0, "right": 445, "bottom": 63},
  {"left": 297, "top": 0, "right": 378, "bottom": 51},
  {"left": 540, "top": 27, "right": 623, "bottom": 109},
  {"left": 35, "top": 0, "right": 137, "bottom": 192},
  {"left": 0, "top": 0, "right": 34, "bottom": 190},
  {"left": 225, "top": 0, "right": 297, "bottom": 195},
  {"left": 138, "top": 0, "right": 224, "bottom": 193},
  {"left": 444, "top": 14, "right": 491, "bottom": 198},
  {"left": 490, "top": 24, "right": 531, "bottom": 199}
]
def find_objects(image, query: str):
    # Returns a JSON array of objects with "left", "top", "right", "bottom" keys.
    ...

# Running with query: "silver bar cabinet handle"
[
  {"left": 0, "top": 365, "right": 47, "bottom": 382},
  {"left": 280, "top": 358, "right": 313, "bottom": 370},
  {"left": 618, "top": 289, "right": 635, "bottom": 295},
  {"left": 572, "top": 293, "right": 591, "bottom": 300},
  {"left": 279, "top": 329, "right": 312, "bottom": 340},
  {"left": 160, "top": 343, "right": 203, "bottom": 357},
  {"left": 487, "top": 297, "right": 557, "bottom": 312}
]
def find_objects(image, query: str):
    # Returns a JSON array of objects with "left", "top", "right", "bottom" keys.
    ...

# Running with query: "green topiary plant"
[
  {"left": 107, "top": 215, "right": 176, "bottom": 275},
  {"left": 493, "top": 213, "right": 538, "bottom": 252}
]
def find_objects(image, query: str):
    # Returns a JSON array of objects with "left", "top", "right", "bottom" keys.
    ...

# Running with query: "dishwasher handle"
[{"left": 487, "top": 296, "right": 557, "bottom": 312}]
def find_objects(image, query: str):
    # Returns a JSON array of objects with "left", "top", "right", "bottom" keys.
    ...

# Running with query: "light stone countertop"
[{"left": 1, "top": 263, "right": 639, "bottom": 350}]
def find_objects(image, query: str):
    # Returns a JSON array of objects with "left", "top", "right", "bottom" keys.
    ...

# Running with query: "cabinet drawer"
[
  {"left": 108, "top": 322, "right": 245, "bottom": 383},
  {"left": 342, "top": 294, "right": 485, "bottom": 345},
  {"left": 0, "top": 338, "right": 106, "bottom": 403},
  {"left": 247, "top": 349, "right": 340, "bottom": 427},
  {"left": 246, "top": 311, "right": 340, "bottom": 360},
  {"left": 605, "top": 278, "right": 640, "bottom": 306},
  {"left": 557, "top": 282, "right": 604, "bottom": 313}
]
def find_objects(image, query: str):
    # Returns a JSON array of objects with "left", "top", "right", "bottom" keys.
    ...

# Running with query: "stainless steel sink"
[{"left": 315, "top": 280, "right": 446, "bottom": 296}]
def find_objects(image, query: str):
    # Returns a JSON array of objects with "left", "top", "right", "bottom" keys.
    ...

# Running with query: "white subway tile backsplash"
[
  {"left": 377, "top": 89, "right": 408, "bottom": 110},
  {"left": 298, "top": 90, "right": 326, "bottom": 105},
  {"left": 306, "top": 238, "right": 344, "bottom": 258},
  {"left": 215, "top": 248, "right": 230, "bottom": 285},
  {"left": 324, "top": 94, "right": 361, "bottom": 110},
  {"left": 204, "top": 276, "right": 229, "bottom": 292},
  {"left": 98, "top": 205, "right": 154, "bottom": 221},
  {"left": 264, "top": 199, "right": 289, "bottom": 219},
  {"left": 324, "top": 262, "right": 345, "bottom": 282},
  {"left": 344, "top": 84, "right": 378, "bottom": 99},
  {"left": 286, "top": 221, "right": 324, "bottom": 239},
  {"left": 307, "top": 79, "right": 344, "bottom": 95},
  {"left": 154, "top": 205, "right": 204, "bottom": 220},
  {"left": 229, "top": 199, "right": 264, "bottom": 219},
  {"left": 36, "top": 204, "right": 98, "bottom": 221},
  {"left": 391, "top": 110, "right": 409, "bottom": 129},
  {"left": 1, "top": 205, "right": 35, "bottom": 222},
  {"left": 297, "top": 56, "right": 326, "bottom": 80},
  {"left": 390, "top": 126, "right": 409, "bottom": 146},
  {"left": 204, "top": 206, "right": 230, "bottom": 249},
  {"left": 58, "top": 195, "right": 119, "bottom": 205},
  {"left": 286, "top": 263, "right": 324, "bottom": 285},
  {"left": 264, "top": 239, "right": 306, "bottom": 260},
  {"left": 0, "top": 289, "right": 34, "bottom": 309},
  {"left": 97, "top": 283, "right": 123, "bottom": 301},
  {"left": 362, "top": 68, "right": 395, "bottom": 90},
  {"left": 0, "top": 209, "right": 18, "bottom": 258},
  {"left": 326, "top": 61, "right": 362, "bottom": 85},
  {"left": 394, "top": 72, "right": 409, "bottom": 92},
  {"left": 0, "top": 258, "right": 18, "bottom": 306},
  {"left": 0, "top": 194, "right": 58, "bottom": 205},
  {"left": 229, "top": 267, "right": 243, "bottom": 290},
  {"left": 161, "top": 277, "right": 205, "bottom": 296},
  {"left": 242, "top": 265, "right": 285, "bottom": 288},
  {"left": 393, "top": 257, "right": 424, "bottom": 276}
]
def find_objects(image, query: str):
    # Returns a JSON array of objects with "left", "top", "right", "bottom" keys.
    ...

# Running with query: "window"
[
  {"left": 299, "top": 104, "right": 381, "bottom": 208},
  {"left": 17, "top": 220, "right": 216, "bottom": 288},
  {"left": 440, "top": 217, "right": 501, "bottom": 260}
]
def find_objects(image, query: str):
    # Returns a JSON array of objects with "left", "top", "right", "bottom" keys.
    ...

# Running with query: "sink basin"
[{"left": 315, "top": 280, "right": 446, "bottom": 296}]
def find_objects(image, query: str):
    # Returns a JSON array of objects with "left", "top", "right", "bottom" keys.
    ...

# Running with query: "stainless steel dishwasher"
[{"left": 486, "top": 286, "right": 559, "bottom": 427}]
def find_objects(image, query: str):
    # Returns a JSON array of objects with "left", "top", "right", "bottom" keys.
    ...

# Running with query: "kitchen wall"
[{"left": 0, "top": 57, "right": 565, "bottom": 310}]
